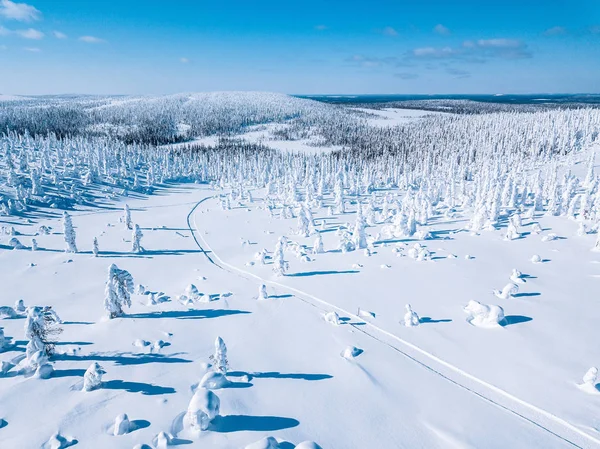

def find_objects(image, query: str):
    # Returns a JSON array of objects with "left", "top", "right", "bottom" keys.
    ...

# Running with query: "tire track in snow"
[{"left": 187, "top": 194, "right": 598, "bottom": 449}]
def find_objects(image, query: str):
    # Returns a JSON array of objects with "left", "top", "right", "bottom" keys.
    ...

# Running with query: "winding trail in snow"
[{"left": 187, "top": 193, "right": 599, "bottom": 449}]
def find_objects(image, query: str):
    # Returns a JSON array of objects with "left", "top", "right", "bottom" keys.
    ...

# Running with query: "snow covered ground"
[
  {"left": 1, "top": 93, "right": 600, "bottom": 448},
  {"left": 0, "top": 144, "right": 599, "bottom": 448},
  {"left": 352, "top": 107, "right": 448, "bottom": 127}
]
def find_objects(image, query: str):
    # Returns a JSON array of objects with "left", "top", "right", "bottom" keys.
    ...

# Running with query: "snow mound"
[
  {"left": 341, "top": 346, "right": 363, "bottom": 360},
  {"left": 463, "top": 300, "right": 505, "bottom": 328},
  {"left": 113, "top": 413, "right": 130, "bottom": 435},
  {"left": 183, "top": 388, "right": 220, "bottom": 432},
  {"left": 296, "top": 442, "right": 324, "bottom": 449},
  {"left": 198, "top": 371, "right": 230, "bottom": 389},
  {"left": 43, "top": 432, "right": 77, "bottom": 449},
  {"left": 245, "top": 436, "right": 280, "bottom": 449}
]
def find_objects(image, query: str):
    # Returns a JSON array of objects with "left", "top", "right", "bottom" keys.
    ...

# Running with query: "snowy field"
[
  {"left": 352, "top": 107, "right": 448, "bottom": 128},
  {"left": 1, "top": 93, "right": 600, "bottom": 448}
]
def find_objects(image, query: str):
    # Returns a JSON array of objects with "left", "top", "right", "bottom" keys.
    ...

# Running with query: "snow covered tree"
[
  {"left": 24, "top": 306, "right": 62, "bottom": 358},
  {"left": 123, "top": 204, "right": 133, "bottom": 230},
  {"left": 272, "top": 237, "right": 288, "bottom": 276},
  {"left": 82, "top": 362, "right": 106, "bottom": 391},
  {"left": 209, "top": 336, "right": 228, "bottom": 374},
  {"left": 403, "top": 304, "right": 420, "bottom": 327},
  {"left": 104, "top": 264, "right": 135, "bottom": 318},
  {"left": 132, "top": 224, "right": 144, "bottom": 253},
  {"left": 62, "top": 211, "right": 77, "bottom": 253},
  {"left": 351, "top": 207, "right": 368, "bottom": 249},
  {"left": 297, "top": 205, "right": 310, "bottom": 237},
  {"left": 93, "top": 237, "right": 99, "bottom": 257},
  {"left": 583, "top": 367, "right": 598, "bottom": 386},
  {"left": 257, "top": 284, "right": 268, "bottom": 301},
  {"left": 312, "top": 231, "right": 324, "bottom": 254}
]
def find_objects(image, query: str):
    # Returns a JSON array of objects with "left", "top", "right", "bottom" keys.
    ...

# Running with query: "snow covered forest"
[{"left": 1, "top": 92, "right": 600, "bottom": 448}]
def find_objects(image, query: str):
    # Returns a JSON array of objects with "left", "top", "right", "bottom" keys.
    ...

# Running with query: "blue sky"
[{"left": 0, "top": 0, "right": 599, "bottom": 95}]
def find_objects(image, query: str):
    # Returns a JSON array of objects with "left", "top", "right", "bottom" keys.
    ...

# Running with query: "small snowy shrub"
[
  {"left": 463, "top": 300, "right": 505, "bottom": 328},
  {"left": 403, "top": 304, "right": 420, "bottom": 327},
  {"left": 82, "top": 362, "right": 106, "bottom": 391},
  {"left": 113, "top": 413, "right": 131, "bottom": 436},
  {"left": 257, "top": 284, "right": 268, "bottom": 301},
  {"left": 209, "top": 337, "right": 229, "bottom": 374},
  {"left": 185, "top": 388, "right": 220, "bottom": 432}
]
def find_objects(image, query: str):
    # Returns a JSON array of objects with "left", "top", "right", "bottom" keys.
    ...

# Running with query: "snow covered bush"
[
  {"left": 199, "top": 371, "right": 229, "bottom": 389},
  {"left": 209, "top": 337, "right": 228, "bottom": 374},
  {"left": 82, "top": 362, "right": 106, "bottom": 391},
  {"left": 24, "top": 306, "right": 62, "bottom": 358},
  {"left": 296, "top": 442, "right": 324, "bottom": 449},
  {"left": 583, "top": 367, "right": 598, "bottom": 386},
  {"left": 245, "top": 436, "right": 280, "bottom": 449},
  {"left": 184, "top": 388, "right": 220, "bottom": 432},
  {"left": 92, "top": 237, "right": 99, "bottom": 257},
  {"left": 113, "top": 413, "right": 131, "bottom": 436},
  {"left": 257, "top": 284, "right": 268, "bottom": 301},
  {"left": 403, "top": 304, "right": 420, "bottom": 327},
  {"left": 463, "top": 300, "right": 505, "bottom": 328},
  {"left": 8, "top": 237, "right": 25, "bottom": 249},
  {"left": 493, "top": 283, "right": 519, "bottom": 299},
  {"left": 104, "top": 264, "right": 135, "bottom": 318}
]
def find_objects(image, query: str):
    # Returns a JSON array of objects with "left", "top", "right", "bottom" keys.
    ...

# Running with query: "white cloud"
[
  {"left": 52, "top": 30, "right": 67, "bottom": 39},
  {"left": 79, "top": 35, "right": 105, "bottom": 43},
  {"left": 544, "top": 26, "right": 566, "bottom": 36},
  {"left": 413, "top": 46, "right": 457, "bottom": 57},
  {"left": 0, "top": 0, "right": 41, "bottom": 22},
  {"left": 23, "top": 46, "right": 40, "bottom": 52},
  {"left": 15, "top": 27, "right": 43, "bottom": 39},
  {"left": 314, "top": 25, "right": 327, "bottom": 31},
  {"left": 410, "top": 38, "right": 531, "bottom": 61},
  {"left": 0, "top": 44, "right": 7, "bottom": 50},
  {"left": 0, "top": 25, "right": 10, "bottom": 35},
  {"left": 180, "top": 57, "right": 189, "bottom": 63},
  {"left": 434, "top": 24, "right": 450, "bottom": 35},
  {"left": 475, "top": 38, "right": 522, "bottom": 48},
  {"left": 382, "top": 26, "right": 398, "bottom": 36}
]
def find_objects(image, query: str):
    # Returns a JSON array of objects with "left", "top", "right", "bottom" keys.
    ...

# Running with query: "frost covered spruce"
[
  {"left": 131, "top": 224, "right": 144, "bottom": 253},
  {"left": 272, "top": 236, "right": 288, "bottom": 276},
  {"left": 104, "top": 264, "right": 135, "bottom": 318},
  {"left": 62, "top": 211, "right": 77, "bottom": 253},
  {"left": 92, "top": 237, "right": 99, "bottom": 257},
  {"left": 123, "top": 204, "right": 133, "bottom": 230}
]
